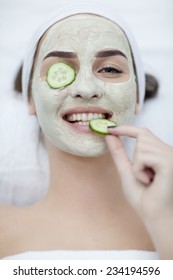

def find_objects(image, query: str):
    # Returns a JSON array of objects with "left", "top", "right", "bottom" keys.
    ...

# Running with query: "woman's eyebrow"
[
  {"left": 43, "top": 51, "right": 77, "bottom": 60},
  {"left": 95, "top": 49, "right": 127, "bottom": 59}
]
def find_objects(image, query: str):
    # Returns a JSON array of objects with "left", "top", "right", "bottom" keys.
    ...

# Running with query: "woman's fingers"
[
  {"left": 133, "top": 159, "right": 156, "bottom": 186},
  {"left": 107, "top": 125, "right": 159, "bottom": 186},
  {"left": 105, "top": 133, "right": 141, "bottom": 206},
  {"left": 105, "top": 135, "right": 132, "bottom": 180},
  {"left": 108, "top": 125, "right": 151, "bottom": 139}
]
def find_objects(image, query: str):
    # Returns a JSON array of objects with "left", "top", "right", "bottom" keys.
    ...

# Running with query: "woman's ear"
[{"left": 28, "top": 94, "right": 36, "bottom": 115}]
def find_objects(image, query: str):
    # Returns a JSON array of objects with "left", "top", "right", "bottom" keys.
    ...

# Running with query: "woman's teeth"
[{"left": 66, "top": 113, "right": 106, "bottom": 125}]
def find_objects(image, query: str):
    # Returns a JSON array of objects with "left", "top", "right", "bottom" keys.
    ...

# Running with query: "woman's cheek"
[{"left": 104, "top": 77, "right": 137, "bottom": 124}]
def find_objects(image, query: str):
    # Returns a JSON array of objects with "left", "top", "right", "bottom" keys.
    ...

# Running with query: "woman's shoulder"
[
  {"left": 0, "top": 204, "right": 24, "bottom": 225},
  {"left": 0, "top": 203, "right": 47, "bottom": 258},
  {"left": 0, "top": 205, "right": 30, "bottom": 258},
  {"left": 0, "top": 205, "right": 18, "bottom": 231}
]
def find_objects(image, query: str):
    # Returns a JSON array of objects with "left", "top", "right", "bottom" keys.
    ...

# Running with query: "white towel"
[
  {"left": 2, "top": 249, "right": 158, "bottom": 260},
  {"left": 0, "top": 94, "right": 49, "bottom": 205}
]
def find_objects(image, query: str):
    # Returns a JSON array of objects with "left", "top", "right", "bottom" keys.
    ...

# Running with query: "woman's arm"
[{"left": 105, "top": 126, "right": 173, "bottom": 259}]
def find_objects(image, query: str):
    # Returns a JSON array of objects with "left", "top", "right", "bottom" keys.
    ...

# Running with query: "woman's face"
[{"left": 31, "top": 14, "right": 137, "bottom": 157}]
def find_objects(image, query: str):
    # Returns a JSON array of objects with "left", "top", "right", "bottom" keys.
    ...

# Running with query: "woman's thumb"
[{"left": 105, "top": 135, "right": 132, "bottom": 179}]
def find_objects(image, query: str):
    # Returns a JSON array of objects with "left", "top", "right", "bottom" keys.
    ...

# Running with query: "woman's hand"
[{"left": 105, "top": 125, "right": 173, "bottom": 259}]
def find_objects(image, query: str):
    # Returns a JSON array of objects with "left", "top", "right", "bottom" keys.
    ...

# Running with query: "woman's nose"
[{"left": 70, "top": 68, "right": 103, "bottom": 100}]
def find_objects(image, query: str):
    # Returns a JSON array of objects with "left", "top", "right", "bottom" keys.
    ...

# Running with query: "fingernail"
[{"left": 108, "top": 126, "right": 117, "bottom": 129}]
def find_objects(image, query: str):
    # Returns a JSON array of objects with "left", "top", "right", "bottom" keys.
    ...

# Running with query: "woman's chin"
[
  {"left": 60, "top": 142, "right": 109, "bottom": 158},
  {"left": 44, "top": 129, "right": 109, "bottom": 157}
]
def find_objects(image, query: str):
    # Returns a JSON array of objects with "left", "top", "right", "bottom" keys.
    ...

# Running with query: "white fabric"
[
  {"left": 0, "top": 0, "right": 173, "bottom": 206},
  {"left": 2, "top": 250, "right": 158, "bottom": 260},
  {"left": 22, "top": 2, "right": 145, "bottom": 110},
  {"left": 0, "top": 94, "right": 49, "bottom": 205}
]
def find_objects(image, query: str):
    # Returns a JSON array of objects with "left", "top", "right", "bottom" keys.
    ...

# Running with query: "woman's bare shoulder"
[
  {"left": 0, "top": 204, "right": 21, "bottom": 222},
  {"left": 0, "top": 204, "right": 16, "bottom": 226},
  {"left": 0, "top": 205, "right": 23, "bottom": 240},
  {"left": 0, "top": 204, "right": 34, "bottom": 234},
  {"left": 0, "top": 204, "right": 32, "bottom": 258},
  {"left": 0, "top": 202, "right": 44, "bottom": 237}
]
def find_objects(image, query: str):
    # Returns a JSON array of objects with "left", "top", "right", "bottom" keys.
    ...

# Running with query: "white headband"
[{"left": 22, "top": 2, "right": 145, "bottom": 109}]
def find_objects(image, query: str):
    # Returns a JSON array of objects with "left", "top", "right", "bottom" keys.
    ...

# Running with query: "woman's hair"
[{"left": 14, "top": 64, "right": 159, "bottom": 100}]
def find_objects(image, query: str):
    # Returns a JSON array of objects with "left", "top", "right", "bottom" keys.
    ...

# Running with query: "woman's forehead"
[
  {"left": 47, "top": 13, "right": 124, "bottom": 34},
  {"left": 38, "top": 14, "right": 130, "bottom": 54}
]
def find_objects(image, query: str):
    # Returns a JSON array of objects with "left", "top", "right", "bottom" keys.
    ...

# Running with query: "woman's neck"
[
  {"left": 30, "top": 143, "right": 154, "bottom": 251},
  {"left": 42, "top": 143, "right": 126, "bottom": 218}
]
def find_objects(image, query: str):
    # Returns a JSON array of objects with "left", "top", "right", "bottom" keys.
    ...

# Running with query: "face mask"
[{"left": 31, "top": 14, "right": 137, "bottom": 157}]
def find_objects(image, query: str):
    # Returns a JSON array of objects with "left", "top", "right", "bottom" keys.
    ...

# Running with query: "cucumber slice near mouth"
[
  {"left": 46, "top": 62, "right": 76, "bottom": 89},
  {"left": 89, "top": 119, "right": 117, "bottom": 135}
]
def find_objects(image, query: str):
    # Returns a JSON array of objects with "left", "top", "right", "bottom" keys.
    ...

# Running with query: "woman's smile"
[{"left": 61, "top": 106, "right": 113, "bottom": 133}]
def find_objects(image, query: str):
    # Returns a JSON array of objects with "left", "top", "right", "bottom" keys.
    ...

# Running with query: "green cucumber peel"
[
  {"left": 89, "top": 119, "right": 117, "bottom": 135},
  {"left": 46, "top": 62, "right": 76, "bottom": 89}
]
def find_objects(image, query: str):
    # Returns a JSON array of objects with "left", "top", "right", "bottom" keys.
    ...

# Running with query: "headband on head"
[{"left": 22, "top": 2, "right": 145, "bottom": 109}]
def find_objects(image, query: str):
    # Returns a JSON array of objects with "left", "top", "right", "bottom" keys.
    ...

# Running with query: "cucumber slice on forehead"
[
  {"left": 89, "top": 119, "right": 117, "bottom": 135},
  {"left": 46, "top": 62, "right": 76, "bottom": 89}
]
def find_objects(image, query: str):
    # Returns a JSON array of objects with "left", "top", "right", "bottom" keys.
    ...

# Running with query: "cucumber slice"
[
  {"left": 46, "top": 62, "right": 76, "bottom": 89},
  {"left": 89, "top": 119, "right": 117, "bottom": 135}
]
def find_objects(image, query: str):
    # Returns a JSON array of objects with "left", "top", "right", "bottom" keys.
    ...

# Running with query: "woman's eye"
[{"left": 98, "top": 66, "right": 122, "bottom": 74}]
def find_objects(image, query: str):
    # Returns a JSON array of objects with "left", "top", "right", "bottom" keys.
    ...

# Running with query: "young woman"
[{"left": 1, "top": 3, "right": 172, "bottom": 260}]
